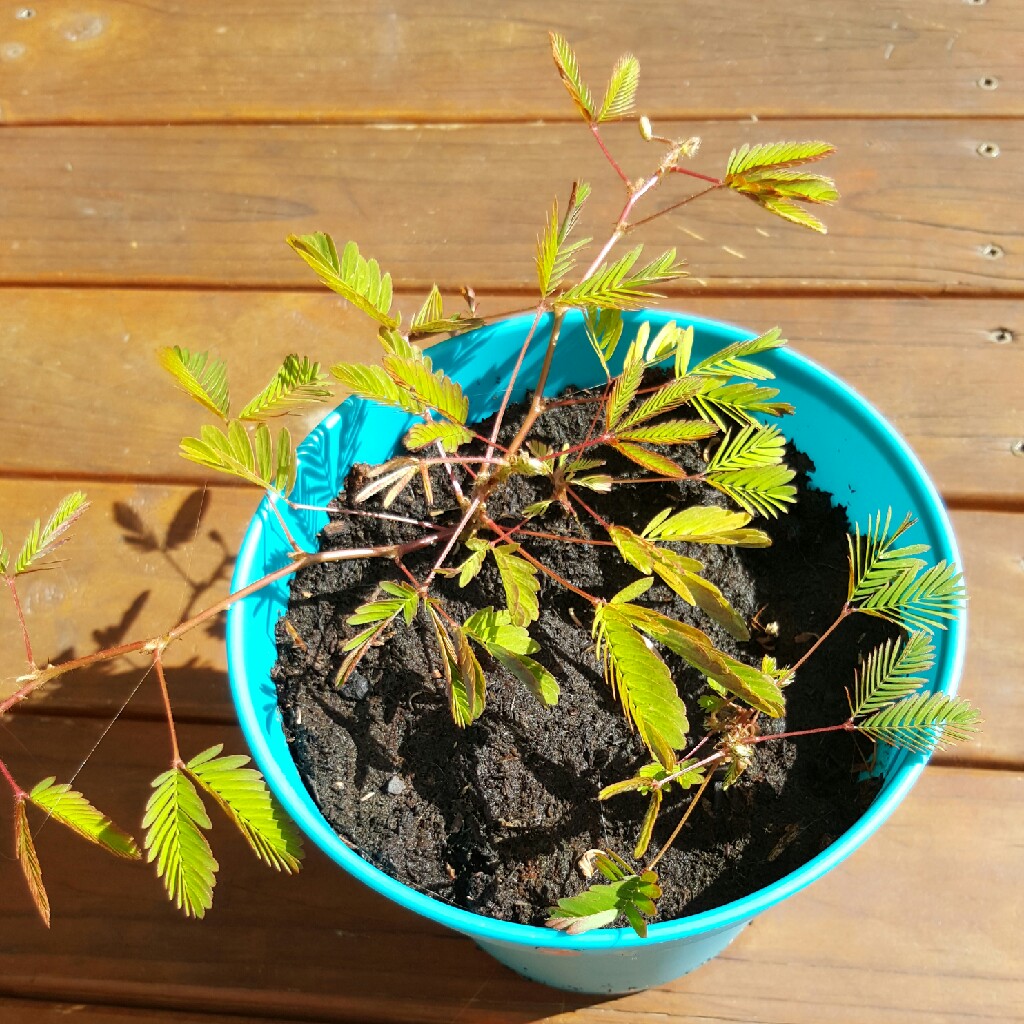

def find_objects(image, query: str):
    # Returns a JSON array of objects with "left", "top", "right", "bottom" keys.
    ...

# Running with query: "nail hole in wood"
[
  {"left": 978, "top": 76, "right": 999, "bottom": 90},
  {"left": 976, "top": 142, "right": 1000, "bottom": 158},
  {"left": 1012, "top": 440, "right": 1024, "bottom": 458},
  {"left": 980, "top": 243, "right": 1004, "bottom": 259},
  {"left": 988, "top": 328, "right": 1015, "bottom": 344},
  {"left": 14, "top": 8, "right": 34, "bottom": 18}
]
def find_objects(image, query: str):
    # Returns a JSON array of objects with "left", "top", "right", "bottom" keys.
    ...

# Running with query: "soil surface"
[{"left": 272, "top": 391, "right": 892, "bottom": 926}]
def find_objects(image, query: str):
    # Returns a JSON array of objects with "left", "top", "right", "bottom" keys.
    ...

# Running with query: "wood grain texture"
[
  {"left": 2, "top": 120, "right": 1021, "bottom": 293},
  {"left": 0, "top": 478, "right": 1017, "bottom": 766},
  {"left": 0, "top": 716, "right": 1019, "bottom": 1023},
  {"left": 0, "top": 998, "right": 290, "bottom": 1024},
  {"left": 0, "top": 1, "right": 1018, "bottom": 124},
  {"left": 2, "top": 290, "right": 1022, "bottom": 499}
]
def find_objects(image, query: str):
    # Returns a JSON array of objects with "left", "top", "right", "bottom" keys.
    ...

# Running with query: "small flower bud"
[
  {"left": 681, "top": 135, "right": 702, "bottom": 158},
  {"left": 638, "top": 115, "right": 653, "bottom": 141}
]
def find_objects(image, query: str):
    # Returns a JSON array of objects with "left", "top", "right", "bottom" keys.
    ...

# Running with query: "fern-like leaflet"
[
  {"left": 29, "top": 778, "right": 140, "bottom": 860},
  {"left": 703, "top": 425, "right": 796, "bottom": 518},
  {"left": 537, "top": 181, "right": 592, "bottom": 297},
  {"left": 143, "top": 767, "right": 218, "bottom": 919},
  {"left": 185, "top": 745, "right": 304, "bottom": 873},
  {"left": 854, "top": 693, "right": 980, "bottom": 755},
  {"left": 557, "top": 247, "right": 687, "bottom": 311},
  {"left": 159, "top": 346, "right": 230, "bottom": 420},
  {"left": 547, "top": 849, "right": 662, "bottom": 937},
  {"left": 15, "top": 800, "right": 49, "bottom": 927},
  {"left": 238, "top": 355, "right": 332, "bottom": 420},
  {"left": 287, "top": 234, "right": 397, "bottom": 328},
  {"left": 179, "top": 422, "right": 295, "bottom": 494},
  {"left": 13, "top": 491, "right": 90, "bottom": 575},
  {"left": 852, "top": 632, "right": 935, "bottom": 716}
]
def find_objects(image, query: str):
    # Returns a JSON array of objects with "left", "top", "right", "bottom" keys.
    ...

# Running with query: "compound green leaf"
[
  {"left": 29, "top": 778, "right": 140, "bottom": 860},
  {"left": 142, "top": 767, "right": 217, "bottom": 919},
  {"left": 185, "top": 746, "right": 303, "bottom": 873},
  {"left": 14, "top": 491, "right": 89, "bottom": 575},
  {"left": 158, "top": 346, "right": 230, "bottom": 420},
  {"left": 238, "top": 355, "right": 332, "bottom": 420}
]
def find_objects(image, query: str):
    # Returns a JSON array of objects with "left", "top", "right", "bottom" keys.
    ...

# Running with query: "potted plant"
[{"left": 0, "top": 35, "right": 973, "bottom": 994}]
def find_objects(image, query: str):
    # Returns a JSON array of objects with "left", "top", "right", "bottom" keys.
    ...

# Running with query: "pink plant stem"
[
  {"left": 669, "top": 166, "right": 723, "bottom": 186},
  {"left": 514, "top": 545, "right": 597, "bottom": 605},
  {"left": 152, "top": 648, "right": 181, "bottom": 765},
  {"left": 788, "top": 606, "right": 851, "bottom": 676},
  {"left": 0, "top": 755, "right": 26, "bottom": 798},
  {"left": 590, "top": 124, "right": 631, "bottom": 185},
  {"left": 565, "top": 486, "right": 611, "bottom": 531},
  {"left": 748, "top": 722, "right": 854, "bottom": 745},
  {"left": 628, "top": 182, "right": 722, "bottom": 233},
  {"left": 4, "top": 576, "right": 35, "bottom": 669},
  {"left": 485, "top": 303, "right": 547, "bottom": 461},
  {"left": 0, "top": 536, "right": 443, "bottom": 718}
]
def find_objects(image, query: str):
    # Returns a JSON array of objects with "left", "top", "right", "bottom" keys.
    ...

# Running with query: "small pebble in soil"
[
  {"left": 340, "top": 672, "right": 370, "bottom": 701},
  {"left": 387, "top": 776, "right": 407, "bottom": 796}
]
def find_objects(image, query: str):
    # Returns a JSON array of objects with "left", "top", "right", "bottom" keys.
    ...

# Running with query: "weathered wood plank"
[
  {"left": 0, "top": 998, "right": 295, "bottom": 1024},
  {"left": 0, "top": 477, "right": 1017, "bottom": 766},
  {"left": 0, "top": 716, "right": 1019, "bottom": 1022},
  {"left": 2, "top": 290, "right": 1021, "bottom": 499},
  {"left": 2, "top": 120, "right": 1021, "bottom": 292},
  {"left": 0, "top": 1, "right": 1018, "bottom": 124}
]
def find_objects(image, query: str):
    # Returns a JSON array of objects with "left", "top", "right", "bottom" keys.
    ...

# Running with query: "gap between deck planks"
[
  {"left": 0, "top": 476, "right": 1018, "bottom": 766},
  {"left": 0, "top": 1, "right": 1018, "bottom": 124},
  {"left": 2, "top": 291, "right": 1021, "bottom": 500},
  {"left": 0, "top": 714, "right": 1020, "bottom": 1024},
  {"left": 2, "top": 121, "right": 1022, "bottom": 293}
]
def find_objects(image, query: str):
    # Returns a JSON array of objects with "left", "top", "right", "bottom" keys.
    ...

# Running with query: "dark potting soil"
[{"left": 272, "top": 391, "right": 892, "bottom": 926}]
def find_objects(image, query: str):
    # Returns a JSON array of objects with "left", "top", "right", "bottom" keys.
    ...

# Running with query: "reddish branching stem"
[
  {"left": 0, "top": 755, "right": 26, "bottom": 799},
  {"left": 152, "top": 648, "right": 181, "bottom": 765},
  {"left": 4, "top": 575, "right": 35, "bottom": 670}
]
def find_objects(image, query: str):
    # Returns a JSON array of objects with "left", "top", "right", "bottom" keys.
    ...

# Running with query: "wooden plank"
[
  {"left": 0, "top": 716, "right": 1019, "bottom": 1023},
  {"left": 2, "top": 290, "right": 1022, "bottom": 500},
  {"left": 2, "top": 120, "right": 1022, "bottom": 293},
  {"left": 0, "top": 476, "right": 1018, "bottom": 765},
  {"left": 0, "top": 997, "right": 301, "bottom": 1024},
  {"left": 0, "top": 1, "right": 1018, "bottom": 124}
]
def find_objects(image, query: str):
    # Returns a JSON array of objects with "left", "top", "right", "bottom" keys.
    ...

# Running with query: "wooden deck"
[{"left": 1, "top": 3, "right": 1021, "bottom": 1021}]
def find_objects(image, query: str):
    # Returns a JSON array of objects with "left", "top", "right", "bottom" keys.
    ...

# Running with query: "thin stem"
[
  {"left": 267, "top": 493, "right": 302, "bottom": 555},
  {"left": 565, "top": 486, "right": 611, "bottom": 531},
  {"left": 539, "top": 433, "right": 611, "bottom": 462},
  {"left": 654, "top": 749, "right": 725, "bottom": 791},
  {"left": 485, "top": 303, "right": 547, "bottom": 461},
  {"left": 788, "top": 605, "right": 852, "bottom": 677},
  {"left": 748, "top": 722, "right": 854, "bottom": 745},
  {"left": 321, "top": 507, "right": 439, "bottom": 531},
  {"left": 627, "top": 183, "right": 722, "bottom": 233},
  {"left": 0, "top": 755, "right": 26, "bottom": 798},
  {"left": 4, "top": 575, "right": 35, "bottom": 670},
  {"left": 506, "top": 308, "right": 567, "bottom": 456},
  {"left": 0, "top": 536, "right": 443, "bottom": 718},
  {"left": 668, "top": 166, "right": 723, "bottom": 186},
  {"left": 590, "top": 123, "right": 631, "bottom": 185},
  {"left": 514, "top": 545, "right": 597, "bottom": 605},
  {"left": 513, "top": 528, "right": 615, "bottom": 547},
  {"left": 648, "top": 771, "right": 714, "bottom": 870},
  {"left": 152, "top": 648, "right": 181, "bottom": 765}
]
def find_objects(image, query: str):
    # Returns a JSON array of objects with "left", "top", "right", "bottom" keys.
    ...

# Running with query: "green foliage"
[
  {"left": 0, "top": 530, "right": 8, "bottom": 575},
  {"left": 612, "top": 602, "right": 784, "bottom": 717},
  {"left": 426, "top": 603, "right": 486, "bottom": 727},
  {"left": 854, "top": 693, "right": 980, "bottom": 755},
  {"left": 583, "top": 307, "right": 624, "bottom": 374},
  {"left": 409, "top": 285, "right": 484, "bottom": 339},
  {"left": 847, "top": 510, "right": 964, "bottom": 631},
  {"left": 13, "top": 491, "right": 89, "bottom": 575},
  {"left": 179, "top": 422, "right": 295, "bottom": 494},
  {"left": 547, "top": 850, "right": 662, "bottom": 937},
  {"left": 185, "top": 746, "right": 304, "bottom": 873},
  {"left": 143, "top": 767, "right": 218, "bottom": 919},
  {"left": 725, "top": 142, "right": 838, "bottom": 234},
  {"left": 238, "top": 355, "right": 332, "bottom": 420},
  {"left": 641, "top": 506, "right": 770, "bottom": 547},
  {"left": 537, "top": 181, "right": 592, "bottom": 297},
  {"left": 464, "top": 607, "right": 559, "bottom": 707},
  {"left": 598, "top": 54, "right": 640, "bottom": 122},
  {"left": 616, "top": 374, "right": 703, "bottom": 430},
  {"left": 15, "top": 800, "right": 49, "bottom": 927},
  {"left": 332, "top": 362, "right": 424, "bottom": 415},
  {"left": 611, "top": 441, "right": 688, "bottom": 479},
  {"left": 592, "top": 601, "right": 690, "bottom": 767},
  {"left": 600, "top": 760, "right": 704, "bottom": 857},
  {"left": 557, "top": 247, "right": 687, "bottom": 311},
  {"left": 492, "top": 544, "right": 541, "bottom": 627},
  {"left": 384, "top": 354, "right": 469, "bottom": 425},
  {"left": 29, "top": 778, "right": 140, "bottom": 860},
  {"left": 690, "top": 327, "right": 785, "bottom": 381},
  {"left": 549, "top": 32, "right": 595, "bottom": 121},
  {"left": 339, "top": 581, "right": 421, "bottom": 684},
  {"left": 287, "top": 234, "right": 397, "bottom": 328},
  {"left": 692, "top": 379, "right": 794, "bottom": 429},
  {"left": 703, "top": 425, "right": 796, "bottom": 518},
  {"left": 608, "top": 526, "right": 748, "bottom": 639},
  {"left": 403, "top": 420, "right": 473, "bottom": 453},
  {"left": 159, "top": 346, "right": 230, "bottom": 420},
  {"left": 853, "top": 632, "right": 934, "bottom": 716}
]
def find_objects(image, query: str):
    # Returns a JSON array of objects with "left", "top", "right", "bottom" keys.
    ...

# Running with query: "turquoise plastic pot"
[{"left": 227, "top": 310, "right": 966, "bottom": 994}]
